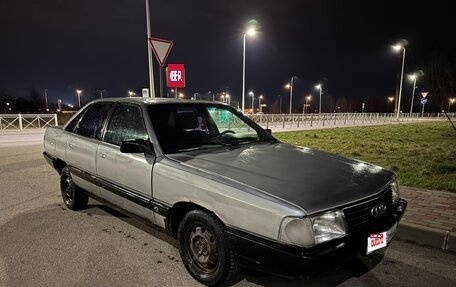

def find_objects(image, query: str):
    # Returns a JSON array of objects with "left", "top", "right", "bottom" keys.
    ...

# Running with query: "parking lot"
[{"left": 1, "top": 142, "right": 455, "bottom": 287}]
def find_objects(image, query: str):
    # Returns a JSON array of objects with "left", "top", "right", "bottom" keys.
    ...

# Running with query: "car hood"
[{"left": 166, "top": 142, "right": 395, "bottom": 214}]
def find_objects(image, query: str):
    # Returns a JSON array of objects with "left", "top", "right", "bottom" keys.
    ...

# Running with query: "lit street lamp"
[
  {"left": 408, "top": 73, "right": 418, "bottom": 116},
  {"left": 128, "top": 90, "right": 136, "bottom": 97},
  {"left": 249, "top": 91, "right": 255, "bottom": 114},
  {"left": 315, "top": 84, "right": 322, "bottom": 114},
  {"left": 179, "top": 93, "right": 184, "bottom": 99},
  {"left": 449, "top": 98, "right": 456, "bottom": 113},
  {"left": 44, "top": 89, "right": 49, "bottom": 112},
  {"left": 76, "top": 89, "right": 82, "bottom": 110},
  {"left": 393, "top": 42, "right": 406, "bottom": 118},
  {"left": 388, "top": 97, "right": 394, "bottom": 112},
  {"left": 242, "top": 23, "right": 257, "bottom": 114},
  {"left": 304, "top": 95, "right": 311, "bottom": 114},
  {"left": 259, "top": 95, "right": 263, "bottom": 113},
  {"left": 284, "top": 76, "right": 295, "bottom": 114}
]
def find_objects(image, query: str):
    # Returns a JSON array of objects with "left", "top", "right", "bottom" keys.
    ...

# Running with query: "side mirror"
[
  {"left": 265, "top": 128, "right": 272, "bottom": 135},
  {"left": 120, "top": 139, "right": 155, "bottom": 155}
]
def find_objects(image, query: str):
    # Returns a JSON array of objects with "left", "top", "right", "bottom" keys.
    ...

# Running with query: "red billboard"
[{"left": 167, "top": 64, "right": 186, "bottom": 88}]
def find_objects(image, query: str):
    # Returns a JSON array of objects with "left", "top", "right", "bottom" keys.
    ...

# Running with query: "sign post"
[
  {"left": 421, "top": 92, "right": 428, "bottom": 118},
  {"left": 149, "top": 37, "right": 173, "bottom": 97}
]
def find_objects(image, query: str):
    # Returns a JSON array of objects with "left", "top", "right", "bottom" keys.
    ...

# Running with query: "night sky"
[{"left": 1, "top": 0, "right": 455, "bottom": 112}]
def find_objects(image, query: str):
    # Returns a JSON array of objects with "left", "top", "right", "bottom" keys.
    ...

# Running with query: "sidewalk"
[{"left": 396, "top": 186, "right": 456, "bottom": 252}]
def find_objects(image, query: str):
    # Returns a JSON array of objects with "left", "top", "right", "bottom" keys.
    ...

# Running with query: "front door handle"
[{"left": 100, "top": 153, "right": 106, "bottom": 158}]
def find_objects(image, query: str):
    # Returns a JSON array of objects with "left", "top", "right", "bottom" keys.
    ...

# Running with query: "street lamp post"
[
  {"left": 249, "top": 91, "right": 254, "bottom": 114},
  {"left": 242, "top": 26, "right": 256, "bottom": 114},
  {"left": 315, "top": 84, "right": 322, "bottom": 114},
  {"left": 145, "top": 0, "right": 155, "bottom": 97},
  {"left": 305, "top": 95, "right": 311, "bottom": 114},
  {"left": 76, "top": 89, "right": 82, "bottom": 110},
  {"left": 226, "top": 94, "right": 230, "bottom": 106},
  {"left": 44, "top": 89, "right": 49, "bottom": 112},
  {"left": 388, "top": 97, "right": 394, "bottom": 112},
  {"left": 449, "top": 98, "right": 456, "bottom": 113},
  {"left": 259, "top": 95, "right": 263, "bottom": 113},
  {"left": 408, "top": 74, "right": 418, "bottom": 116},
  {"left": 393, "top": 43, "right": 406, "bottom": 119},
  {"left": 285, "top": 77, "right": 295, "bottom": 114}
]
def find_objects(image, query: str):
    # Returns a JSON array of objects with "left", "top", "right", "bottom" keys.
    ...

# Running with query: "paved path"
[{"left": 398, "top": 187, "right": 456, "bottom": 251}]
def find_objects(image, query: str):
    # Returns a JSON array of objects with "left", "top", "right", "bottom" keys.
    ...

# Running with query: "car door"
[
  {"left": 97, "top": 103, "right": 156, "bottom": 222},
  {"left": 66, "top": 102, "right": 113, "bottom": 195}
]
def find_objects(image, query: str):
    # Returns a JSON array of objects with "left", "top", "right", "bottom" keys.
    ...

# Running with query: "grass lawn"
[{"left": 274, "top": 121, "right": 456, "bottom": 192}]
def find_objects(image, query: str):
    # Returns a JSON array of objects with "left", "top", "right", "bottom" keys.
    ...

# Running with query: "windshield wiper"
[{"left": 224, "top": 137, "right": 259, "bottom": 146}]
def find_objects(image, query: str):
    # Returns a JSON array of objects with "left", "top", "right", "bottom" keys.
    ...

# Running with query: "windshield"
[{"left": 148, "top": 103, "right": 275, "bottom": 153}]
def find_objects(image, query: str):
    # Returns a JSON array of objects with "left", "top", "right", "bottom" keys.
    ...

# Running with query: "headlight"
[
  {"left": 278, "top": 217, "right": 314, "bottom": 247},
  {"left": 312, "top": 210, "right": 347, "bottom": 245},
  {"left": 391, "top": 180, "right": 400, "bottom": 203},
  {"left": 279, "top": 210, "right": 348, "bottom": 247}
]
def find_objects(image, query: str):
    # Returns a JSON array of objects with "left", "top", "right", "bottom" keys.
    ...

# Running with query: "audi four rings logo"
[{"left": 371, "top": 203, "right": 387, "bottom": 218}]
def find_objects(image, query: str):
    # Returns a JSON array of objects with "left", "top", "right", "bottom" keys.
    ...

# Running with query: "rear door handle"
[
  {"left": 100, "top": 153, "right": 106, "bottom": 158},
  {"left": 68, "top": 143, "right": 73, "bottom": 148}
]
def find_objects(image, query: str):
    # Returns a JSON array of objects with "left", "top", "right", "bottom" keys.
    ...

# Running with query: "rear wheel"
[
  {"left": 60, "top": 167, "right": 88, "bottom": 210},
  {"left": 178, "top": 210, "right": 239, "bottom": 286}
]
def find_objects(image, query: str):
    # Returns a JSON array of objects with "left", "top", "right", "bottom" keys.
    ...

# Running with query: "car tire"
[
  {"left": 60, "top": 166, "right": 88, "bottom": 210},
  {"left": 178, "top": 209, "right": 239, "bottom": 286}
]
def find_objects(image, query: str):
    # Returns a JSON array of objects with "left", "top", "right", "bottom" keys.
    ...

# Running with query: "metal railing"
[
  {"left": 0, "top": 114, "right": 58, "bottom": 131},
  {"left": 0, "top": 112, "right": 452, "bottom": 131},
  {"left": 247, "top": 112, "right": 452, "bottom": 130}
]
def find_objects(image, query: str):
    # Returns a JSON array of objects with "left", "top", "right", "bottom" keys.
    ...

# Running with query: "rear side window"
[
  {"left": 75, "top": 102, "right": 113, "bottom": 140},
  {"left": 104, "top": 104, "right": 148, "bottom": 146}
]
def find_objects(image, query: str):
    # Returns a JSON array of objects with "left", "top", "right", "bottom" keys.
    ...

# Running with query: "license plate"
[{"left": 366, "top": 222, "right": 397, "bottom": 254}]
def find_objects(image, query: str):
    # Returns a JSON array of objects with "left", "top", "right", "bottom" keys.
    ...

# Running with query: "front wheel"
[
  {"left": 60, "top": 167, "right": 88, "bottom": 210},
  {"left": 178, "top": 210, "right": 239, "bottom": 286}
]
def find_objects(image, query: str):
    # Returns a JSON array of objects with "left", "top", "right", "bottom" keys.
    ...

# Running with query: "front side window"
[
  {"left": 65, "top": 110, "right": 85, "bottom": 133},
  {"left": 148, "top": 104, "right": 275, "bottom": 153},
  {"left": 104, "top": 104, "right": 148, "bottom": 146},
  {"left": 75, "top": 102, "right": 113, "bottom": 139}
]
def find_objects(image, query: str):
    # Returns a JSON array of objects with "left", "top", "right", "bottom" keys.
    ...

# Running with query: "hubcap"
[
  {"left": 62, "top": 175, "right": 74, "bottom": 205},
  {"left": 188, "top": 226, "right": 218, "bottom": 273}
]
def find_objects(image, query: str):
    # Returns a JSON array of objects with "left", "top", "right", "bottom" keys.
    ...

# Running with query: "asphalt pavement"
[
  {"left": 1, "top": 127, "right": 455, "bottom": 252},
  {"left": 0, "top": 129, "right": 455, "bottom": 286},
  {"left": 1, "top": 145, "right": 455, "bottom": 286}
]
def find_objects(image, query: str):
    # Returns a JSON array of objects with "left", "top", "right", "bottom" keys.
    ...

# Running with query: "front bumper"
[{"left": 227, "top": 199, "right": 407, "bottom": 277}]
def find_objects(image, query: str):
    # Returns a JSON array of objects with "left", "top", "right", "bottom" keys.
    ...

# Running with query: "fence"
[
  {"left": 0, "top": 112, "right": 452, "bottom": 131},
  {"left": 0, "top": 114, "right": 58, "bottom": 131},
  {"left": 247, "top": 112, "right": 452, "bottom": 130}
]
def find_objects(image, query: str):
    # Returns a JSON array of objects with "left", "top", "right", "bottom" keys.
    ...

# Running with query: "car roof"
[{"left": 89, "top": 97, "right": 228, "bottom": 106}]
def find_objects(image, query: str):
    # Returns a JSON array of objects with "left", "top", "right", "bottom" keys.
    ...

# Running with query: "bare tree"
[{"left": 426, "top": 50, "right": 456, "bottom": 109}]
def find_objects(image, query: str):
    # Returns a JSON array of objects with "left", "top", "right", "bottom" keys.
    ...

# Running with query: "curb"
[{"left": 396, "top": 222, "right": 456, "bottom": 252}]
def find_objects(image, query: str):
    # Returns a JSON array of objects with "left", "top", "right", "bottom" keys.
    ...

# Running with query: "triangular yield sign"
[{"left": 149, "top": 37, "right": 173, "bottom": 66}]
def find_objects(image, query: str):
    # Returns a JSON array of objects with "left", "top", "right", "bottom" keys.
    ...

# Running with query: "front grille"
[{"left": 343, "top": 186, "right": 393, "bottom": 233}]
